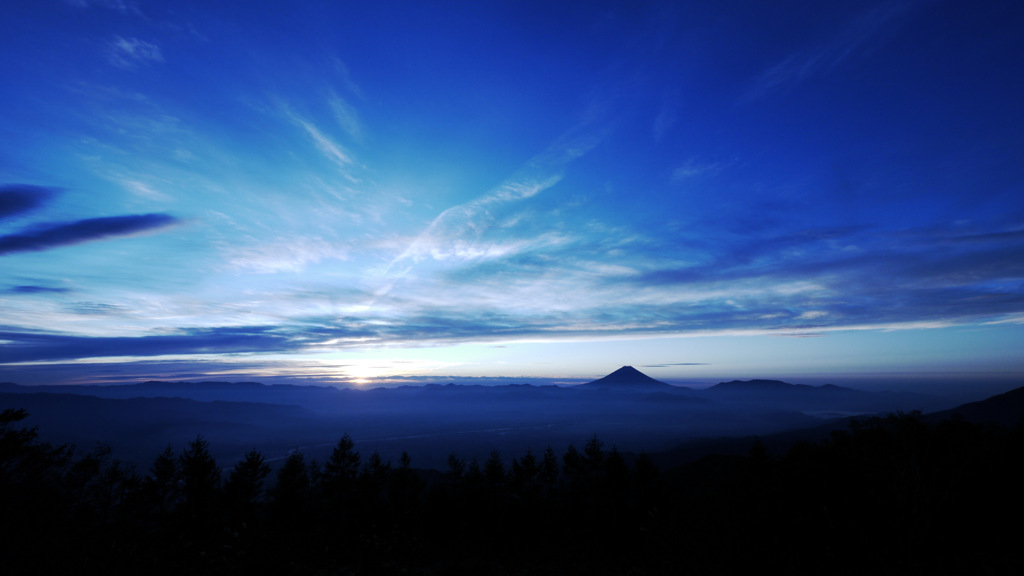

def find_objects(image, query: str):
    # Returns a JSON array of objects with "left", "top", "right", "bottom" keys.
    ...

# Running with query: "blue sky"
[{"left": 1, "top": 0, "right": 1023, "bottom": 390}]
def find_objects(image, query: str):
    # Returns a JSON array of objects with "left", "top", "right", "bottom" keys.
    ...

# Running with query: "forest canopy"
[{"left": 2, "top": 407, "right": 1022, "bottom": 575}]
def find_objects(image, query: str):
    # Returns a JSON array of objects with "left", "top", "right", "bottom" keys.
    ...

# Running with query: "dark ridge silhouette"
[
  {"left": 0, "top": 390, "right": 321, "bottom": 464},
  {"left": 651, "top": 383, "right": 1024, "bottom": 471},
  {"left": 700, "top": 378, "right": 954, "bottom": 423},
  {"left": 702, "top": 378, "right": 944, "bottom": 414},
  {"left": 928, "top": 383, "right": 1024, "bottom": 427},
  {"left": 710, "top": 378, "right": 801, "bottom": 390},
  {"left": 708, "top": 379, "right": 861, "bottom": 393},
  {"left": 0, "top": 380, "right": 353, "bottom": 412},
  {"left": 580, "top": 365, "right": 672, "bottom": 389}
]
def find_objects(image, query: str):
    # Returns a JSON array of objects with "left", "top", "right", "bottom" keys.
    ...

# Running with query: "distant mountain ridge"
[
  {"left": 581, "top": 366, "right": 673, "bottom": 389},
  {"left": 0, "top": 379, "right": 350, "bottom": 411},
  {"left": 710, "top": 379, "right": 855, "bottom": 392},
  {"left": 712, "top": 379, "right": 804, "bottom": 390},
  {"left": 2, "top": 368, "right": 986, "bottom": 470}
]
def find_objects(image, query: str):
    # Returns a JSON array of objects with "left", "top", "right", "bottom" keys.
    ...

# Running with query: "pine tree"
[
  {"left": 539, "top": 446, "right": 559, "bottom": 491},
  {"left": 178, "top": 435, "right": 221, "bottom": 525},
  {"left": 389, "top": 451, "right": 421, "bottom": 513},
  {"left": 145, "top": 444, "right": 180, "bottom": 517},
  {"left": 484, "top": 450, "right": 506, "bottom": 492},
  {"left": 224, "top": 449, "right": 270, "bottom": 521},
  {"left": 447, "top": 452, "right": 466, "bottom": 494},
  {"left": 358, "top": 450, "right": 390, "bottom": 505},
  {"left": 511, "top": 450, "right": 539, "bottom": 499},
  {"left": 323, "top": 434, "right": 360, "bottom": 487},
  {"left": 320, "top": 434, "right": 360, "bottom": 514},
  {"left": 583, "top": 435, "right": 605, "bottom": 474},
  {"left": 271, "top": 451, "right": 310, "bottom": 526}
]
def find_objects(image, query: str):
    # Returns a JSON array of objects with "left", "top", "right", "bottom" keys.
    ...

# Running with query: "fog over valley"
[{"left": 0, "top": 366, "right": 993, "bottom": 469}]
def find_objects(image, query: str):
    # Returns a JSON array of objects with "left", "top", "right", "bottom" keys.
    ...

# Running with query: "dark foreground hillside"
[{"left": 2, "top": 406, "right": 1022, "bottom": 575}]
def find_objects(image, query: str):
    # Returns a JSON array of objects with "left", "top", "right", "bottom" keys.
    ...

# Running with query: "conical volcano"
[{"left": 582, "top": 366, "right": 670, "bottom": 389}]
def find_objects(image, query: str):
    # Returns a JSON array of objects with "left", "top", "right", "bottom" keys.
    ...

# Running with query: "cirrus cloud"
[{"left": 109, "top": 36, "right": 164, "bottom": 69}]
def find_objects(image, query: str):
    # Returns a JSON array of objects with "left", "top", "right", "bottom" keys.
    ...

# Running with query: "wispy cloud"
[
  {"left": 328, "top": 91, "right": 363, "bottom": 143},
  {"left": 390, "top": 174, "right": 563, "bottom": 270},
  {"left": 290, "top": 113, "right": 354, "bottom": 170},
  {"left": 385, "top": 119, "right": 608, "bottom": 282},
  {"left": 0, "top": 213, "right": 179, "bottom": 256},
  {"left": 66, "top": 302, "right": 127, "bottom": 315},
  {"left": 744, "top": 2, "right": 914, "bottom": 101},
  {"left": 108, "top": 36, "right": 164, "bottom": 69},
  {"left": 671, "top": 158, "right": 728, "bottom": 183},
  {"left": 117, "top": 178, "right": 172, "bottom": 201},
  {"left": 222, "top": 216, "right": 1024, "bottom": 354},
  {"left": 3, "top": 213, "right": 1022, "bottom": 365},
  {"left": 333, "top": 58, "right": 366, "bottom": 101},
  {"left": 226, "top": 236, "right": 350, "bottom": 273},
  {"left": 605, "top": 221, "right": 1024, "bottom": 332},
  {"left": 66, "top": 0, "right": 136, "bottom": 13}
]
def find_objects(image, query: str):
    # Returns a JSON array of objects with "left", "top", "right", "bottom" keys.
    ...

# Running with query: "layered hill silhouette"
[
  {"left": 927, "top": 384, "right": 1024, "bottom": 427},
  {"left": 2, "top": 366, "right": 1008, "bottom": 469}
]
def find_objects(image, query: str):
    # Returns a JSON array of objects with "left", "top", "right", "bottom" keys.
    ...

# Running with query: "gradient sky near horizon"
[{"left": 2, "top": 0, "right": 1023, "bottom": 389}]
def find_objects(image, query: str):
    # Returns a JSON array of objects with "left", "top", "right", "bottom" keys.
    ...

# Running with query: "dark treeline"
[{"left": 2, "top": 407, "right": 1022, "bottom": 575}]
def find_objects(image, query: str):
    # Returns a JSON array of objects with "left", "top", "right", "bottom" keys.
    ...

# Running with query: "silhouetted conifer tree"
[
  {"left": 466, "top": 456, "right": 482, "bottom": 484},
  {"left": 1, "top": 409, "right": 71, "bottom": 518},
  {"left": 443, "top": 452, "right": 465, "bottom": 504},
  {"left": 271, "top": 452, "right": 310, "bottom": 527},
  {"left": 583, "top": 434, "right": 605, "bottom": 474},
  {"left": 224, "top": 449, "right": 270, "bottom": 522},
  {"left": 89, "top": 454, "right": 140, "bottom": 528},
  {"left": 64, "top": 443, "right": 122, "bottom": 525},
  {"left": 539, "top": 446, "right": 559, "bottom": 491},
  {"left": 511, "top": 450, "right": 539, "bottom": 499},
  {"left": 461, "top": 456, "right": 484, "bottom": 505},
  {"left": 144, "top": 444, "right": 179, "bottom": 517},
  {"left": 178, "top": 435, "right": 221, "bottom": 527},
  {"left": 483, "top": 450, "right": 506, "bottom": 492},
  {"left": 388, "top": 451, "right": 421, "bottom": 514},
  {"left": 359, "top": 450, "right": 390, "bottom": 501},
  {"left": 320, "top": 434, "right": 360, "bottom": 519},
  {"left": 323, "top": 434, "right": 360, "bottom": 488},
  {"left": 563, "top": 443, "right": 584, "bottom": 483}
]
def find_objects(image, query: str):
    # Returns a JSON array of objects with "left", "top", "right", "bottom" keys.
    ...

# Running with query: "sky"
[{"left": 1, "top": 0, "right": 1023, "bottom": 392}]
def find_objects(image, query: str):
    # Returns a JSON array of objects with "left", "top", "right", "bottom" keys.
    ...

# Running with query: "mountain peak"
[
  {"left": 608, "top": 366, "right": 649, "bottom": 378},
  {"left": 582, "top": 366, "right": 669, "bottom": 388}
]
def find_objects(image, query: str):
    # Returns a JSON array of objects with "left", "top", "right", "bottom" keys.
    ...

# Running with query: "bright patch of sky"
[{"left": 2, "top": 1, "right": 1023, "bottom": 390}]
